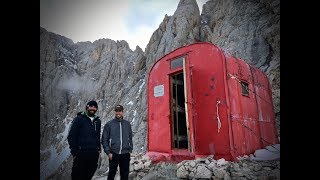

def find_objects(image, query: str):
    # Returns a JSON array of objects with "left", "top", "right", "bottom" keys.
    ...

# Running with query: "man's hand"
[{"left": 108, "top": 153, "right": 113, "bottom": 161}]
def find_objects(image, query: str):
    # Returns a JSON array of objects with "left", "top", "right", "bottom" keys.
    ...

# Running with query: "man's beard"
[{"left": 87, "top": 110, "right": 96, "bottom": 117}]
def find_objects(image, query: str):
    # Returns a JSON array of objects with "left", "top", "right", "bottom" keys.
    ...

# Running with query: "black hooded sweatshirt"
[{"left": 67, "top": 111, "right": 101, "bottom": 156}]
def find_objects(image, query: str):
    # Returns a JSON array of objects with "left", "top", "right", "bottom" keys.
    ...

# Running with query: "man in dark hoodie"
[
  {"left": 102, "top": 105, "right": 133, "bottom": 180},
  {"left": 67, "top": 100, "right": 101, "bottom": 180}
]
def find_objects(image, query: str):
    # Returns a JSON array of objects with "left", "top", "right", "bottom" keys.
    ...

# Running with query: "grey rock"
[
  {"left": 212, "top": 177, "right": 224, "bottom": 180},
  {"left": 189, "top": 171, "right": 195, "bottom": 179},
  {"left": 254, "top": 163, "right": 263, "bottom": 171},
  {"left": 193, "top": 164, "right": 212, "bottom": 179},
  {"left": 129, "top": 171, "right": 137, "bottom": 179},
  {"left": 205, "top": 159, "right": 210, "bottom": 164},
  {"left": 208, "top": 162, "right": 216, "bottom": 171},
  {"left": 176, "top": 165, "right": 189, "bottom": 179},
  {"left": 176, "top": 160, "right": 187, "bottom": 169},
  {"left": 216, "top": 158, "right": 228, "bottom": 166},
  {"left": 231, "top": 171, "right": 244, "bottom": 177},
  {"left": 134, "top": 162, "right": 144, "bottom": 171},
  {"left": 187, "top": 160, "right": 196, "bottom": 168},
  {"left": 212, "top": 167, "right": 227, "bottom": 178},
  {"left": 233, "top": 163, "right": 241, "bottom": 172},
  {"left": 144, "top": 161, "right": 152, "bottom": 168},
  {"left": 224, "top": 172, "right": 232, "bottom": 180},
  {"left": 263, "top": 167, "right": 272, "bottom": 171}
]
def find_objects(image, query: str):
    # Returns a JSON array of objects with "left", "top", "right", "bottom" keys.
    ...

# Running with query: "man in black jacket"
[
  {"left": 67, "top": 100, "right": 101, "bottom": 180},
  {"left": 102, "top": 104, "right": 133, "bottom": 180}
]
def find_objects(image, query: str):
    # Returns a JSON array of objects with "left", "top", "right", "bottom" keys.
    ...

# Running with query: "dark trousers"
[
  {"left": 71, "top": 151, "right": 99, "bottom": 180},
  {"left": 108, "top": 152, "right": 130, "bottom": 180}
]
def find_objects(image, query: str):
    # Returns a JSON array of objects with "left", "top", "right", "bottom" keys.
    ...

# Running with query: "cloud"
[
  {"left": 57, "top": 75, "right": 97, "bottom": 93},
  {"left": 40, "top": 0, "right": 209, "bottom": 51},
  {"left": 121, "top": 0, "right": 180, "bottom": 50},
  {"left": 40, "top": 0, "right": 131, "bottom": 43},
  {"left": 126, "top": 25, "right": 156, "bottom": 50},
  {"left": 124, "top": 0, "right": 179, "bottom": 33}
]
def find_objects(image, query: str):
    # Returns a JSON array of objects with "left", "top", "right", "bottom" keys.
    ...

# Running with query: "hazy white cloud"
[
  {"left": 40, "top": 0, "right": 209, "bottom": 51},
  {"left": 125, "top": 25, "right": 156, "bottom": 50},
  {"left": 57, "top": 75, "right": 97, "bottom": 93}
]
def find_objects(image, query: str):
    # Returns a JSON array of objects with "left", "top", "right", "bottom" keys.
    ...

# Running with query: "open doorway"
[{"left": 171, "top": 72, "right": 188, "bottom": 149}]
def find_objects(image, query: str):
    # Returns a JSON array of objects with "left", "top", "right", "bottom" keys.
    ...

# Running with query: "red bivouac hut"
[{"left": 146, "top": 42, "right": 278, "bottom": 162}]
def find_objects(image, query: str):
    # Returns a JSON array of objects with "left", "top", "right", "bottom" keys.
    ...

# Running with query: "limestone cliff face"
[
  {"left": 40, "top": 0, "right": 280, "bottom": 179},
  {"left": 40, "top": 28, "right": 147, "bottom": 179}
]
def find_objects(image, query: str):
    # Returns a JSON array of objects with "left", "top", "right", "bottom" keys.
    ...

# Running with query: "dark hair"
[{"left": 86, "top": 100, "right": 98, "bottom": 109}]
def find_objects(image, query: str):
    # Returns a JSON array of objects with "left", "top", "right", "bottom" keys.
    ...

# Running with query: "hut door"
[
  {"left": 171, "top": 72, "right": 188, "bottom": 149},
  {"left": 170, "top": 58, "right": 191, "bottom": 150}
]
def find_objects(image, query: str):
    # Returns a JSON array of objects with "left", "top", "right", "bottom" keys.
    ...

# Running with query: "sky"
[{"left": 40, "top": 0, "right": 209, "bottom": 51}]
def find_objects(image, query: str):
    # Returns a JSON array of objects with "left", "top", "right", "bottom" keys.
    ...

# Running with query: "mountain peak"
[{"left": 176, "top": 0, "right": 200, "bottom": 15}]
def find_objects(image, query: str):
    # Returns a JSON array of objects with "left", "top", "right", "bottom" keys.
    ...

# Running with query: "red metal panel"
[
  {"left": 226, "top": 56, "right": 262, "bottom": 157},
  {"left": 237, "top": 60, "right": 261, "bottom": 154},
  {"left": 188, "top": 44, "right": 230, "bottom": 157},
  {"left": 221, "top": 51, "right": 235, "bottom": 161},
  {"left": 148, "top": 59, "right": 171, "bottom": 153},
  {"left": 250, "top": 67, "right": 278, "bottom": 146},
  {"left": 225, "top": 56, "right": 245, "bottom": 157}
]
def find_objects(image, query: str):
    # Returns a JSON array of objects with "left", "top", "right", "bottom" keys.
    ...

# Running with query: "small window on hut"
[
  {"left": 170, "top": 56, "right": 184, "bottom": 70},
  {"left": 241, "top": 81, "right": 249, "bottom": 96}
]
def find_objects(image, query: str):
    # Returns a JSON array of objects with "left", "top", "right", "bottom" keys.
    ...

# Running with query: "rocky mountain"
[{"left": 40, "top": 0, "right": 280, "bottom": 179}]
